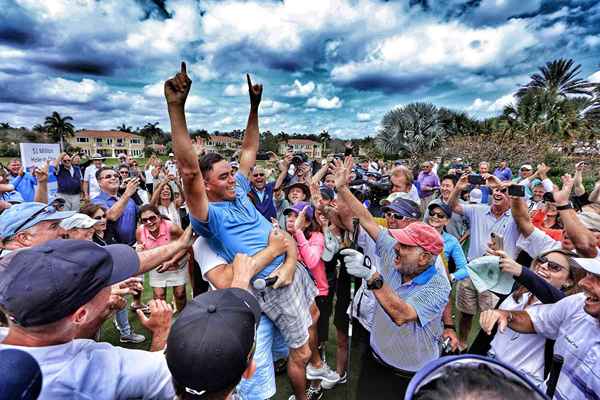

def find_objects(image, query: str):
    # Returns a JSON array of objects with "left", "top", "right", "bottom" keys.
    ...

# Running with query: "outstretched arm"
[
  {"left": 448, "top": 174, "right": 468, "bottom": 215},
  {"left": 165, "top": 62, "right": 208, "bottom": 222},
  {"left": 238, "top": 74, "right": 263, "bottom": 178}
]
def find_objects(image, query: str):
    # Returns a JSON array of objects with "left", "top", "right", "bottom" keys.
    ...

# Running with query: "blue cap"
[
  {"left": 0, "top": 239, "right": 139, "bottom": 327},
  {"left": 283, "top": 201, "right": 314, "bottom": 222},
  {"left": 0, "top": 348, "right": 42, "bottom": 400},
  {"left": 320, "top": 187, "right": 335, "bottom": 201},
  {"left": 382, "top": 198, "right": 421, "bottom": 219},
  {"left": 428, "top": 202, "right": 452, "bottom": 218},
  {"left": 0, "top": 202, "right": 75, "bottom": 240}
]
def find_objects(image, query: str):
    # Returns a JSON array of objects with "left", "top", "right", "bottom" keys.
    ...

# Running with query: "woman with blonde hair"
[{"left": 389, "top": 165, "right": 420, "bottom": 204}]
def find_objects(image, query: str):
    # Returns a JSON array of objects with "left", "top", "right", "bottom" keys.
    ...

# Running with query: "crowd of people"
[{"left": 1, "top": 63, "right": 599, "bottom": 400}]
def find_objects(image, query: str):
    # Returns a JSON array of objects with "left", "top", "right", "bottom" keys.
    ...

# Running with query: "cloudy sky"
[{"left": 1, "top": 0, "right": 600, "bottom": 138}]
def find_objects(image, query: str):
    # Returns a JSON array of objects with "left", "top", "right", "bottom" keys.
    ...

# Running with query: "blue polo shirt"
[
  {"left": 92, "top": 191, "right": 137, "bottom": 245},
  {"left": 191, "top": 173, "right": 283, "bottom": 279},
  {"left": 370, "top": 229, "right": 450, "bottom": 371},
  {"left": 54, "top": 165, "right": 82, "bottom": 195},
  {"left": 8, "top": 173, "right": 36, "bottom": 202},
  {"left": 250, "top": 181, "right": 277, "bottom": 221}
]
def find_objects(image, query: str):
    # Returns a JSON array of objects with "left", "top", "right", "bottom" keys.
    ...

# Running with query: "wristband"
[
  {"left": 444, "top": 324, "right": 455, "bottom": 330},
  {"left": 556, "top": 203, "right": 573, "bottom": 211}
]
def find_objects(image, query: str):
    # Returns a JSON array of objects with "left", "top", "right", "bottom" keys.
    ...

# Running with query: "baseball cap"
[
  {"left": 469, "top": 188, "right": 483, "bottom": 204},
  {"left": 284, "top": 182, "right": 311, "bottom": 201},
  {"left": 169, "top": 152, "right": 175, "bottom": 157},
  {"left": 0, "top": 203, "right": 75, "bottom": 240},
  {"left": 0, "top": 348, "right": 42, "bottom": 400},
  {"left": 428, "top": 203, "right": 452, "bottom": 218},
  {"left": 389, "top": 222, "right": 443, "bottom": 255},
  {"left": 466, "top": 255, "right": 515, "bottom": 295},
  {"left": 91, "top": 153, "right": 104, "bottom": 160},
  {"left": 230, "top": 161, "right": 240, "bottom": 169},
  {"left": 405, "top": 355, "right": 547, "bottom": 400},
  {"left": 0, "top": 239, "right": 139, "bottom": 327},
  {"left": 572, "top": 257, "right": 600, "bottom": 275},
  {"left": 283, "top": 201, "right": 314, "bottom": 222},
  {"left": 166, "top": 288, "right": 261, "bottom": 397},
  {"left": 320, "top": 187, "right": 335, "bottom": 201},
  {"left": 520, "top": 164, "right": 533, "bottom": 171},
  {"left": 382, "top": 197, "right": 422, "bottom": 220},
  {"left": 117, "top": 153, "right": 127, "bottom": 159},
  {"left": 59, "top": 213, "right": 100, "bottom": 230}
]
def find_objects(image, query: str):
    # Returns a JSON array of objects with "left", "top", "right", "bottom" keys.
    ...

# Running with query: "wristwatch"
[
  {"left": 556, "top": 203, "right": 573, "bottom": 211},
  {"left": 367, "top": 274, "right": 384, "bottom": 290}
]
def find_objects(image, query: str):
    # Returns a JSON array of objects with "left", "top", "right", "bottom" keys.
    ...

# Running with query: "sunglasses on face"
[
  {"left": 141, "top": 215, "right": 158, "bottom": 224},
  {"left": 385, "top": 211, "right": 405, "bottom": 220},
  {"left": 119, "top": 171, "right": 129, "bottom": 175},
  {"left": 536, "top": 256, "right": 567, "bottom": 273},
  {"left": 430, "top": 211, "right": 447, "bottom": 219},
  {"left": 493, "top": 187, "right": 508, "bottom": 194},
  {"left": 93, "top": 214, "right": 106, "bottom": 220},
  {"left": 253, "top": 173, "right": 265, "bottom": 177},
  {"left": 101, "top": 173, "right": 118, "bottom": 180}
]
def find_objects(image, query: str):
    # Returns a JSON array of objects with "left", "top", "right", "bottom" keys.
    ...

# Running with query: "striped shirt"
[{"left": 370, "top": 229, "right": 451, "bottom": 371}]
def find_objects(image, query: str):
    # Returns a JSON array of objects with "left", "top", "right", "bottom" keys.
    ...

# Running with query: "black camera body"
[{"left": 291, "top": 152, "right": 308, "bottom": 166}]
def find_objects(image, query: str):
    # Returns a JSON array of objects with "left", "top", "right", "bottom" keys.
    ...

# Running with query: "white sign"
[{"left": 20, "top": 143, "right": 60, "bottom": 169}]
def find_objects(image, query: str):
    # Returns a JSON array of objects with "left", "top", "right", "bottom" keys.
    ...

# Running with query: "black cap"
[
  {"left": 0, "top": 240, "right": 139, "bottom": 327},
  {"left": 166, "top": 288, "right": 261, "bottom": 397},
  {"left": 428, "top": 202, "right": 452, "bottom": 218},
  {"left": 320, "top": 187, "right": 335, "bottom": 201},
  {"left": 0, "top": 349, "right": 42, "bottom": 400},
  {"left": 382, "top": 198, "right": 422, "bottom": 219},
  {"left": 284, "top": 182, "right": 311, "bottom": 201}
]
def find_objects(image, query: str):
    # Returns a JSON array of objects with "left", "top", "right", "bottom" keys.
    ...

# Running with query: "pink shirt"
[
  {"left": 294, "top": 230, "right": 328, "bottom": 296},
  {"left": 140, "top": 219, "right": 172, "bottom": 249}
]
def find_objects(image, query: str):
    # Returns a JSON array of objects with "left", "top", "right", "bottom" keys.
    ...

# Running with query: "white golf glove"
[{"left": 340, "top": 248, "right": 375, "bottom": 280}]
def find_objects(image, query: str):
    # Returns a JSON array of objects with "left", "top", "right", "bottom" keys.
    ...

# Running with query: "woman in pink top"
[
  {"left": 135, "top": 204, "right": 188, "bottom": 312},
  {"left": 284, "top": 201, "right": 340, "bottom": 391}
]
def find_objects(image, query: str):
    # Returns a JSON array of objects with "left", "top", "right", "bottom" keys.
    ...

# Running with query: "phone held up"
[
  {"left": 490, "top": 232, "right": 504, "bottom": 251},
  {"left": 508, "top": 184, "right": 525, "bottom": 197}
]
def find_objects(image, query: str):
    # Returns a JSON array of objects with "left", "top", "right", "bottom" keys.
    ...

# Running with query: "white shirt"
[
  {"left": 83, "top": 164, "right": 102, "bottom": 199},
  {"left": 516, "top": 228, "right": 561, "bottom": 259},
  {"left": 489, "top": 292, "right": 545, "bottom": 386},
  {"left": 145, "top": 165, "right": 155, "bottom": 184},
  {"left": 165, "top": 160, "right": 177, "bottom": 177},
  {"left": 193, "top": 236, "right": 228, "bottom": 289},
  {"left": 0, "top": 339, "right": 175, "bottom": 399},
  {"left": 527, "top": 293, "right": 600, "bottom": 400},
  {"left": 462, "top": 204, "right": 520, "bottom": 260},
  {"left": 350, "top": 228, "right": 382, "bottom": 331}
]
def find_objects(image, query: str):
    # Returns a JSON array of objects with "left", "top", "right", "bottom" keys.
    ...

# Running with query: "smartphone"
[
  {"left": 468, "top": 174, "right": 484, "bottom": 185},
  {"left": 508, "top": 185, "right": 526, "bottom": 197},
  {"left": 490, "top": 233, "right": 504, "bottom": 251},
  {"left": 543, "top": 192, "right": 555, "bottom": 203}
]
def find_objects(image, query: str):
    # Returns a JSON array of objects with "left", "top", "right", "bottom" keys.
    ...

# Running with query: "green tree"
[
  {"left": 517, "top": 58, "right": 596, "bottom": 99},
  {"left": 116, "top": 123, "right": 133, "bottom": 132},
  {"left": 44, "top": 111, "right": 75, "bottom": 150},
  {"left": 139, "top": 122, "right": 163, "bottom": 145}
]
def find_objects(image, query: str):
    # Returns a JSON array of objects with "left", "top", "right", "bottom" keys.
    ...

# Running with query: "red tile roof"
[
  {"left": 76, "top": 130, "right": 143, "bottom": 139},
  {"left": 287, "top": 139, "right": 320, "bottom": 145}
]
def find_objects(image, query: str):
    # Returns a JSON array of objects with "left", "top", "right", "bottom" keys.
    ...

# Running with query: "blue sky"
[{"left": 1, "top": 0, "right": 599, "bottom": 139}]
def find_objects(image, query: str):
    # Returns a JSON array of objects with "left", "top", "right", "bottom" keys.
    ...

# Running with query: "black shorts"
[{"left": 315, "top": 295, "right": 332, "bottom": 343}]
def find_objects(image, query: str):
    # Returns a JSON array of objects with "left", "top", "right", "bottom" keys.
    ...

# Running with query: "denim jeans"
[{"left": 114, "top": 309, "right": 131, "bottom": 336}]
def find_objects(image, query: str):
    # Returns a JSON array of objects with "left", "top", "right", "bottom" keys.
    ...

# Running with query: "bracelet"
[
  {"left": 556, "top": 203, "right": 573, "bottom": 211},
  {"left": 443, "top": 324, "right": 455, "bottom": 330}
]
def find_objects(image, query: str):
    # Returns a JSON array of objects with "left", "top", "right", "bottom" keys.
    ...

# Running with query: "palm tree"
[
  {"left": 319, "top": 129, "right": 331, "bottom": 152},
  {"left": 375, "top": 102, "right": 445, "bottom": 161},
  {"left": 0, "top": 122, "right": 11, "bottom": 129},
  {"left": 517, "top": 58, "right": 596, "bottom": 99},
  {"left": 44, "top": 111, "right": 75, "bottom": 150},
  {"left": 139, "top": 122, "right": 163, "bottom": 145},
  {"left": 116, "top": 123, "right": 133, "bottom": 133}
]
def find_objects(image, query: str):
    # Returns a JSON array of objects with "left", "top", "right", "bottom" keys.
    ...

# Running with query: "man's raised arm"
[
  {"left": 238, "top": 74, "right": 263, "bottom": 178},
  {"left": 165, "top": 62, "right": 208, "bottom": 222}
]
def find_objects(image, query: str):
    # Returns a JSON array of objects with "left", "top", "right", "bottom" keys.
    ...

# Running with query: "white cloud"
[
  {"left": 470, "top": 0, "right": 542, "bottom": 23},
  {"left": 584, "top": 35, "right": 600, "bottom": 48},
  {"left": 223, "top": 83, "right": 247, "bottom": 97},
  {"left": 284, "top": 80, "right": 316, "bottom": 97},
  {"left": 260, "top": 100, "right": 290, "bottom": 116},
  {"left": 217, "top": 116, "right": 233, "bottom": 126},
  {"left": 357, "top": 112, "right": 371, "bottom": 122},
  {"left": 589, "top": 71, "right": 600, "bottom": 83},
  {"left": 467, "top": 93, "right": 515, "bottom": 114},
  {"left": 41, "top": 78, "right": 108, "bottom": 103},
  {"left": 306, "top": 96, "right": 342, "bottom": 110}
]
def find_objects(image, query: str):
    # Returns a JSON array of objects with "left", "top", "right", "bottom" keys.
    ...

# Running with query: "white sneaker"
[
  {"left": 321, "top": 371, "right": 347, "bottom": 390},
  {"left": 306, "top": 363, "right": 340, "bottom": 383}
]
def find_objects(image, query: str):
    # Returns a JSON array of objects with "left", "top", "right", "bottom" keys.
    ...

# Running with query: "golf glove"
[{"left": 340, "top": 248, "right": 375, "bottom": 280}]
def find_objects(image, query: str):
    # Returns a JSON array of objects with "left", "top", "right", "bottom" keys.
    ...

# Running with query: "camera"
[
  {"left": 508, "top": 185, "right": 526, "bottom": 197},
  {"left": 468, "top": 174, "right": 484, "bottom": 186},
  {"left": 291, "top": 152, "right": 308, "bottom": 166}
]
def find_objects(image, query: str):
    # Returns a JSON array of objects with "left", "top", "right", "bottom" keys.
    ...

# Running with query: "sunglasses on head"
[
  {"left": 141, "top": 215, "right": 158, "bottom": 224},
  {"left": 536, "top": 255, "right": 567, "bottom": 272},
  {"left": 385, "top": 211, "right": 406, "bottom": 220}
]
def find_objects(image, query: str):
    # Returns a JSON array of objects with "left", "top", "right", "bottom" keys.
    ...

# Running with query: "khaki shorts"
[
  {"left": 251, "top": 263, "right": 317, "bottom": 349},
  {"left": 455, "top": 278, "right": 499, "bottom": 315}
]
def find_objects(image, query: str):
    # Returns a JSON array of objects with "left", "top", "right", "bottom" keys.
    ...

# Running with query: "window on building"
[
  {"left": 96, "top": 138, "right": 102, "bottom": 144},
  {"left": 106, "top": 138, "right": 113, "bottom": 145},
  {"left": 76, "top": 137, "right": 89, "bottom": 143}
]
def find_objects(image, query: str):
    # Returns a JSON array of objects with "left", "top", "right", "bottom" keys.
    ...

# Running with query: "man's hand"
[
  {"left": 247, "top": 74, "right": 262, "bottom": 110},
  {"left": 442, "top": 328, "right": 459, "bottom": 352},
  {"left": 489, "top": 249, "right": 523, "bottom": 277},
  {"left": 123, "top": 177, "right": 140, "bottom": 198},
  {"left": 136, "top": 299, "right": 173, "bottom": 334},
  {"left": 175, "top": 225, "right": 194, "bottom": 250},
  {"left": 33, "top": 161, "right": 49, "bottom": 184},
  {"left": 333, "top": 156, "right": 353, "bottom": 190},
  {"left": 281, "top": 151, "right": 293, "bottom": 169},
  {"left": 267, "top": 263, "right": 295, "bottom": 289},
  {"left": 231, "top": 253, "right": 255, "bottom": 290},
  {"left": 552, "top": 174, "right": 574, "bottom": 206},
  {"left": 480, "top": 309, "right": 510, "bottom": 335},
  {"left": 112, "top": 277, "right": 144, "bottom": 296},
  {"left": 340, "top": 248, "right": 374, "bottom": 280},
  {"left": 107, "top": 294, "right": 127, "bottom": 312},
  {"left": 17, "top": 166, "right": 24, "bottom": 177},
  {"left": 164, "top": 62, "right": 192, "bottom": 106},
  {"left": 456, "top": 174, "right": 469, "bottom": 191},
  {"left": 268, "top": 226, "right": 288, "bottom": 256}
]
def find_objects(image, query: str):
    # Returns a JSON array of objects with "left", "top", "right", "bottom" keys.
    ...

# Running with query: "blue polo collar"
[{"left": 412, "top": 264, "right": 437, "bottom": 285}]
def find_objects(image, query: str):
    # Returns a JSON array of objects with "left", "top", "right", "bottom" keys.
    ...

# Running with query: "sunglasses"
[
  {"left": 93, "top": 214, "right": 106, "bottom": 220},
  {"left": 253, "top": 173, "right": 265, "bottom": 177},
  {"left": 101, "top": 173, "right": 118, "bottom": 180},
  {"left": 430, "top": 211, "right": 447, "bottom": 219},
  {"left": 536, "top": 256, "right": 567, "bottom": 273},
  {"left": 492, "top": 187, "right": 508, "bottom": 194},
  {"left": 119, "top": 171, "right": 129, "bottom": 175},
  {"left": 385, "top": 211, "right": 405, "bottom": 220},
  {"left": 13, "top": 205, "right": 56, "bottom": 235},
  {"left": 141, "top": 215, "right": 158, "bottom": 224}
]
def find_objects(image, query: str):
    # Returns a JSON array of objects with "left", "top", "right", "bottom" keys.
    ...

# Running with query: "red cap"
[{"left": 389, "top": 222, "right": 443, "bottom": 255}]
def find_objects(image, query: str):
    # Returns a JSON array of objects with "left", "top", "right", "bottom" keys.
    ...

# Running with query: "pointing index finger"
[
  {"left": 181, "top": 61, "right": 187, "bottom": 75},
  {"left": 247, "top": 73, "right": 252, "bottom": 88}
]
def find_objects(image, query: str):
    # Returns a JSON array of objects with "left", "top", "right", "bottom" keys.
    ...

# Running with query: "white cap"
[
  {"left": 520, "top": 164, "right": 533, "bottom": 171},
  {"left": 469, "top": 188, "right": 482, "bottom": 204},
  {"left": 169, "top": 153, "right": 175, "bottom": 157},
  {"left": 573, "top": 258, "right": 600, "bottom": 275},
  {"left": 59, "top": 213, "right": 99, "bottom": 230},
  {"left": 91, "top": 153, "right": 104, "bottom": 160},
  {"left": 117, "top": 153, "right": 127, "bottom": 159}
]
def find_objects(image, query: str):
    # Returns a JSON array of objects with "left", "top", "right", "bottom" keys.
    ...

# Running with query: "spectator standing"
[
  {"left": 494, "top": 160, "right": 513, "bottom": 182},
  {"left": 165, "top": 153, "right": 178, "bottom": 177},
  {"left": 248, "top": 165, "right": 282, "bottom": 221},
  {"left": 80, "top": 203, "right": 108, "bottom": 246},
  {"left": 5, "top": 159, "right": 36, "bottom": 203},
  {"left": 151, "top": 180, "right": 185, "bottom": 228},
  {"left": 423, "top": 175, "right": 468, "bottom": 241},
  {"left": 59, "top": 213, "right": 100, "bottom": 241},
  {"left": 416, "top": 161, "right": 440, "bottom": 210},
  {"left": 82, "top": 153, "right": 104, "bottom": 201},
  {"left": 389, "top": 165, "right": 420, "bottom": 204},
  {"left": 53, "top": 153, "right": 82, "bottom": 211}
]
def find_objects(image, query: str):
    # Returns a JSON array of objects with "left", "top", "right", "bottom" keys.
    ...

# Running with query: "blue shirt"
[
  {"left": 442, "top": 231, "right": 468, "bottom": 280},
  {"left": 55, "top": 165, "right": 82, "bottom": 195},
  {"left": 370, "top": 229, "right": 450, "bottom": 371},
  {"left": 92, "top": 191, "right": 138, "bottom": 245},
  {"left": 8, "top": 173, "right": 36, "bottom": 202},
  {"left": 493, "top": 167, "right": 513, "bottom": 181},
  {"left": 191, "top": 173, "right": 283, "bottom": 279}
]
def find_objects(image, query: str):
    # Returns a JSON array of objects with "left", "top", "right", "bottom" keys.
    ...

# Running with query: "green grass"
[{"left": 100, "top": 273, "right": 481, "bottom": 400}]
